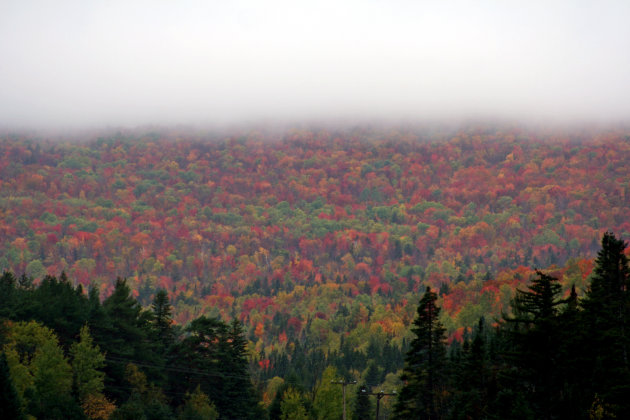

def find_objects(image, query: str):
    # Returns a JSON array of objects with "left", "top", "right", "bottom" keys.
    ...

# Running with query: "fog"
[{"left": 1, "top": 0, "right": 629, "bottom": 129}]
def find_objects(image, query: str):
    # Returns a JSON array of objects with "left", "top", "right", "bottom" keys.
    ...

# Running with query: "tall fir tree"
[
  {"left": 449, "top": 318, "right": 493, "bottom": 419},
  {"left": 100, "top": 278, "right": 159, "bottom": 403},
  {"left": 151, "top": 289, "right": 175, "bottom": 350},
  {"left": 352, "top": 384, "right": 372, "bottom": 420},
  {"left": 581, "top": 231, "right": 630, "bottom": 417},
  {"left": 0, "top": 351, "right": 24, "bottom": 420},
  {"left": 501, "top": 270, "right": 566, "bottom": 419},
  {"left": 393, "top": 287, "right": 447, "bottom": 420}
]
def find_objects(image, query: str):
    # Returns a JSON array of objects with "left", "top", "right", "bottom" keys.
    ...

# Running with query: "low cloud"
[{"left": 1, "top": 0, "right": 629, "bottom": 129}]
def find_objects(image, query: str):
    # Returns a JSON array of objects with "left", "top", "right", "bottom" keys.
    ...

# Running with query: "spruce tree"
[
  {"left": 393, "top": 287, "right": 447, "bottom": 420},
  {"left": 151, "top": 289, "right": 175, "bottom": 349},
  {"left": 449, "top": 318, "right": 491, "bottom": 419},
  {"left": 0, "top": 351, "right": 24, "bottom": 420},
  {"left": 101, "top": 278, "right": 158, "bottom": 403},
  {"left": 581, "top": 231, "right": 630, "bottom": 416},
  {"left": 352, "top": 384, "right": 372, "bottom": 420},
  {"left": 502, "top": 270, "right": 566, "bottom": 419}
]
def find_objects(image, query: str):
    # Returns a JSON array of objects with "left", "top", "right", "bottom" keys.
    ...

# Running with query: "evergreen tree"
[
  {"left": 0, "top": 271, "right": 18, "bottom": 320},
  {"left": 19, "top": 273, "right": 91, "bottom": 348},
  {"left": 393, "top": 287, "right": 447, "bottom": 420},
  {"left": 352, "top": 384, "right": 372, "bottom": 420},
  {"left": 220, "top": 318, "right": 262, "bottom": 420},
  {"left": 151, "top": 289, "right": 175, "bottom": 350},
  {"left": 70, "top": 324, "right": 111, "bottom": 416},
  {"left": 0, "top": 351, "right": 24, "bottom": 420},
  {"left": 171, "top": 316, "right": 260, "bottom": 419},
  {"left": 501, "top": 270, "right": 566, "bottom": 419},
  {"left": 100, "top": 278, "right": 158, "bottom": 403},
  {"left": 449, "top": 318, "right": 492, "bottom": 419},
  {"left": 553, "top": 284, "right": 585, "bottom": 419},
  {"left": 581, "top": 231, "right": 630, "bottom": 417}
]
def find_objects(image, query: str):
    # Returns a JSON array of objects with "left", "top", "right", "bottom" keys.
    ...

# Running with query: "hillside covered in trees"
[
  {"left": 2, "top": 231, "right": 629, "bottom": 419},
  {"left": 1, "top": 125, "right": 629, "bottom": 342}
]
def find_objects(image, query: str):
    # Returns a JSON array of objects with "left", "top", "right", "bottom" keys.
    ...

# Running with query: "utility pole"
[
  {"left": 331, "top": 379, "right": 357, "bottom": 420},
  {"left": 361, "top": 388, "right": 397, "bottom": 420}
]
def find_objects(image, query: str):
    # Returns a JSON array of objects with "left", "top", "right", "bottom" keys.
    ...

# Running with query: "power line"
[{"left": 361, "top": 388, "right": 397, "bottom": 420}]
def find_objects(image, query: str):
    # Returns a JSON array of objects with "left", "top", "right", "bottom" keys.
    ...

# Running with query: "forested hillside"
[
  {"left": 2, "top": 125, "right": 628, "bottom": 335},
  {"left": 2, "top": 232, "right": 629, "bottom": 419},
  {"left": 1, "top": 124, "right": 630, "bottom": 418}
]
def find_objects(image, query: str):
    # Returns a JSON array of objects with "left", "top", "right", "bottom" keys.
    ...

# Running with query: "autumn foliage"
[{"left": 1, "top": 124, "right": 629, "bottom": 354}]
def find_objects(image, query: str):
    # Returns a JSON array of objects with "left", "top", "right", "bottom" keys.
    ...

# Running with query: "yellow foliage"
[{"left": 82, "top": 393, "right": 116, "bottom": 420}]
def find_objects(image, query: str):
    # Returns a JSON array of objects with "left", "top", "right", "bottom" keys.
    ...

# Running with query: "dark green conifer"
[
  {"left": 0, "top": 352, "right": 24, "bottom": 420},
  {"left": 581, "top": 232, "right": 630, "bottom": 417},
  {"left": 393, "top": 287, "right": 447, "bottom": 420},
  {"left": 502, "top": 270, "right": 566, "bottom": 419},
  {"left": 352, "top": 384, "right": 373, "bottom": 420}
]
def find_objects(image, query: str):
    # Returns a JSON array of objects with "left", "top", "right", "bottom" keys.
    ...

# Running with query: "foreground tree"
[
  {"left": 313, "top": 366, "right": 343, "bottom": 420},
  {"left": 393, "top": 287, "right": 447, "bottom": 420},
  {"left": 352, "top": 383, "right": 372, "bottom": 420},
  {"left": 70, "top": 325, "right": 116, "bottom": 419},
  {"left": 3, "top": 320, "right": 83, "bottom": 419},
  {"left": 0, "top": 351, "right": 24, "bottom": 420},
  {"left": 581, "top": 231, "right": 630, "bottom": 417},
  {"left": 501, "top": 270, "right": 566, "bottom": 419}
]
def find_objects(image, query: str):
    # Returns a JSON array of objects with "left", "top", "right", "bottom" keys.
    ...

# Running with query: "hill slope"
[{"left": 1, "top": 124, "right": 629, "bottom": 352}]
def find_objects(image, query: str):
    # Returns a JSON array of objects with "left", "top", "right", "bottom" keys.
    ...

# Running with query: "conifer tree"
[
  {"left": 101, "top": 278, "right": 158, "bottom": 402},
  {"left": 352, "top": 384, "right": 372, "bottom": 420},
  {"left": 393, "top": 287, "right": 447, "bottom": 420},
  {"left": 449, "top": 318, "right": 491, "bottom": 419},
  {"left": 502, "top": 270, "right": 566, "bottom": 419},
  {"left": 151, "top": 289, "right": 175, "bottom": 349},
  {"left": 0, "top": 351, "right": 24, "bottom": 420},
  {"left": 581, "top": 231, "right": 630, "bottom": 416},
  {"left": 70, "top": 325, "right": 109, "bottom": 406}
]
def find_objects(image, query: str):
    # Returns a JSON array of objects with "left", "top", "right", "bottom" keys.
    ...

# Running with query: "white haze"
[{"left": 1, "top": 0, "right": 629, "bottom": 129}]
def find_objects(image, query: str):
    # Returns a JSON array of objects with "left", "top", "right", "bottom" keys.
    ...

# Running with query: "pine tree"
[
  {"left": 151, "top": 289, "right": 175, "bottom": 349},
  {"left": 502, "top": 270, "right": 566, "bottom": 419},
  {"left": 393, "top": 287, "right": 447, "bottom": 420},
  {"left": 352, "top": 384, "right": 372, "bottom": 420},
  {"left": 70, "top": 325, "right": 108, "bottom": 403},
  {"left": 100, "top": 278, "right": 158, "bottom": 403},
  {"left": 0, "top": 271, "right": 18, "bottom": 320},
  {"left": 449, "top": 318, "right": 492, "bottom": 419},
  {"left": 220, "top": 318, "right": 262, "bottom": 419},
  {"left": 0, "top": 351, "right": 24, "bottom": 420},
  {"left": 581, "top": 231, "right": 630, "bottom": 416}
]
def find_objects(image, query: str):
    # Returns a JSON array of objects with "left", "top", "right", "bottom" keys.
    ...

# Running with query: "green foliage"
[
  {"left": 313, "top": 366, "right": 343, "bottom": 420},
  {"left": 70, "top": 325, "right": 106, "bottom": 401},
  {"left": 177, "top": 385, "right": 219, "bottom": 420},
  {"left": 2, "top": 320, "right": 79, "bottom": 419},
  {"left": 280, "top": 387, "right": 310, "bottom": 420},
  {"left": 25, "top": 259, "right": 46, "bottom": 280}
]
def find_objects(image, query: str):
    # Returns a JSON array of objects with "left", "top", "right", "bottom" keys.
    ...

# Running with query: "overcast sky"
[{"left": 1, "top": 0, "right": 629, "bottom": 128}]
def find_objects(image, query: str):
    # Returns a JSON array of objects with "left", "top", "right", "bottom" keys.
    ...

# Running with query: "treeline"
[
  {"left": 0, "top": 274, "right": 261, "bottom": 419},
  {"left": 395, "top": 231, "right": 630, "bottom": 419}
]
